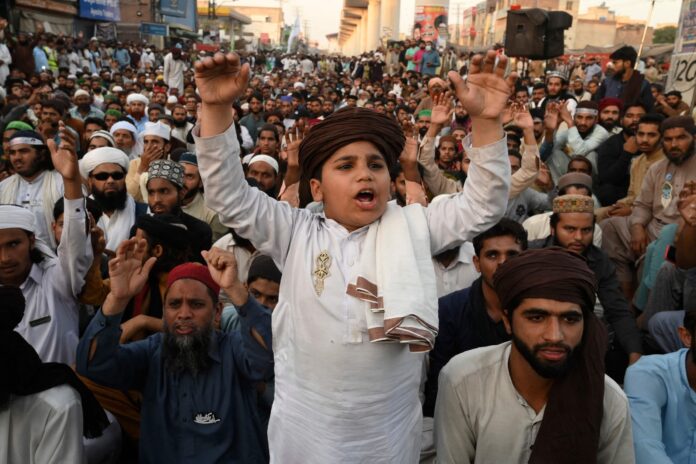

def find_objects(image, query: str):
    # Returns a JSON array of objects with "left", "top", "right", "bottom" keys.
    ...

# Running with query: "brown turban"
[
  {"left": 493, "top": 247, "right": 607, "bottom": 464},
  {"left": 661, "top": 115, "right": 696, "bottom": 135},
  {"left": 298, "top": 107, "right": 405, "bottom": 181}
]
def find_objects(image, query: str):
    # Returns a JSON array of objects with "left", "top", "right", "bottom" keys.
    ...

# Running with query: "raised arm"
[
  {"left": 47, "top": 122, "right": 92, "bottom": 297},
  {"left": 509, "top": 107, "right": 540, "bottom": 198},
  {"left": 427, "top": 51, "right": 514, "bottom": 254},
  {"left": 193, "top": 52, "right": 297, "bottom": 267}
]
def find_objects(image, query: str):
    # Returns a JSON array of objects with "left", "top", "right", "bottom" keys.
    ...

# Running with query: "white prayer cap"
[
  {"left": 293, "top": 82, "right": 305, "bottom": 89},
  {"left": 110, "top": 120, "right": 137, "bottom": 136},
  {"left": 142, "top": 121, "right": 170, "bottom": 141},
  {"left": 0, "top": 204, "right": 36, "bottom": 233},
  {"left": 111, "top": 85, "right": 124, "bottom": 93},
  {"left": 89, "top": 130, "right": 115, "bottom": 146},
  {"left": 79, "top": 147, "right": 130, "bottom": 179},
  {"left": 248, "top": 154, "right": 279, "bottom": 174},
  {"left": 242, "top": 154, "right": 254, "bottom": 165},
  {"left": 67, "top": 74, "right": 77, "bottom": 80},
  {"left": 74, "top": 89, "right": 90, "bottom": 99},
  {"left": 127, "top": 93, "right": 149, "bottom": 105},
  {"left": 167, "top": 95, "right": 178, "bottom": 104}
]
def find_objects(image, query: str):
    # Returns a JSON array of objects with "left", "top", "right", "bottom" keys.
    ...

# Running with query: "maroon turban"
[
  {"left": 298, "top": 107, "right": 405, "bottom": 181},
  {"left": 493, "top": 248, "right": 607, "bottom": 464},
  {"left": 167, "top": 262, "right": 220, "bottom": 296},
  {"left": 598, "top": 97, "right": 623, "bottom": 112}
]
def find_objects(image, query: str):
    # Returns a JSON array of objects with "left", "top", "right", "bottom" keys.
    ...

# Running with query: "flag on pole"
[{"left": 287, "top": 16, "right": 301, "bottom": 53}]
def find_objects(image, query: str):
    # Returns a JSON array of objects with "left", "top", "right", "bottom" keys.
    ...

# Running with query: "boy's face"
[{"left": 310, "top": 141, "right": 391, "bottom": 232}]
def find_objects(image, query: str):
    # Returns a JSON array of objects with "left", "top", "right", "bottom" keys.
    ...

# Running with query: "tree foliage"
[{"left": 653, "top": 26, "right": 676, "bottom": 44}]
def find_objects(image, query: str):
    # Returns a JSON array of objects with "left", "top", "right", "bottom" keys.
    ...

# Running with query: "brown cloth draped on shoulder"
[
  {"left": 298, "top": 107, "right": 405, "bottom": 182},
  {"left": 493, "top": 247, "right": 607, "bottom": 464}
]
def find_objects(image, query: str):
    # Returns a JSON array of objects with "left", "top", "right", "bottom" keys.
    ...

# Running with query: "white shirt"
[
  {"left": 432, "top": 242, "right": 479, "bottom": 298},
  {"left": 0, "top": 171, "right": 64, "bottom": 248},
  {"left": 12, "top": 198, "right": 92, "bottom": 364},
  {"left": 194, "top": 124, "right": 510, "bottom": 463},
  {"left": 0, "top": 385, "right": 85, "bottom": 464},
  {"left": 435, "top": 342, "right": 635, "bottom": 464}
]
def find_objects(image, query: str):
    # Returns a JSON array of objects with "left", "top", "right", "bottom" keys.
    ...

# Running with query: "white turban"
[
  {"left": 142, "top": 121, "right": 170, "bottom": 141},
  {"left": 79, "top": 147, "right": 130, "bottom": 180},
  {"left": 126, "top": 93, "right": 149, "bottom": 105},
  {"left": 0, "top": 205, "right": 56, "bottom": 260},
  {"left": 248, "top": 154, "right": 279, "bottom": 173},
  {"left": 89, "top": 130, "right": 115, "bottom": 147},
  {"left": 110, "top": 121, "right": 137, "bottom": 136},
  {"left": 74, "top": 89, "right": 90, "bottom": 98},
  {"left": 167, "top": 95, "right": 178, "bottom": 104}
]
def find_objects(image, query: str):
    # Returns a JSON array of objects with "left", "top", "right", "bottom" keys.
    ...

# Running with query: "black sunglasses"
[{"left": 92, "top": 171, "right": 125, "bottom": 181}]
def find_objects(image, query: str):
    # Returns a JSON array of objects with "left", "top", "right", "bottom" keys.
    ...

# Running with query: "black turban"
[
  {"left": 493, "top": 248, "right": 607, "bottom": 464},
  {"left": 298, "top": 107, "right": 405, "bottom": 181},
  {"left": 132, "top": 213, "right": 191, "bottom": 250},
  {"left": 0, "top": 287, "right": 109, "bottom": 438}
]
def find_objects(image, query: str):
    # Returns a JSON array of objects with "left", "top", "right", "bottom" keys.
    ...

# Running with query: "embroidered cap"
[
  {"left": 553, "top": 194, "right": 594, "bottom": 214},
  {"left": 148, "top": 159, "right": 184, "bottom": 189}
]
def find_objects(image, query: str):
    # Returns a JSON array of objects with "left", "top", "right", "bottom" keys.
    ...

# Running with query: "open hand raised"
[{"left": 447, "top": 50, "right": 517, "bottom": 121}]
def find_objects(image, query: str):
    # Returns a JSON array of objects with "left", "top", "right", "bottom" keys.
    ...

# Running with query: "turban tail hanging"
[{"left": 493, "top": 248, "right": 607, "bottom": 464}]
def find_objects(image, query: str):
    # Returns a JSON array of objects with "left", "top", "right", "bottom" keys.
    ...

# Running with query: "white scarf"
[
  {"left": 97, "top": 194, "right": 136, "bottom": 253},
  {"left": 346, "top": 202, "right": 439, "bottom": 352},
  {"left": 0, "top": 171, "right": 61, "bottom": 249}
]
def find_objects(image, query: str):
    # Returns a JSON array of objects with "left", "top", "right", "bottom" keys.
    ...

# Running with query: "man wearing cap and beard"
[
  {"left": 435, "top": 248, "right": 634, "bottom": 464},
  {"left": 80, "top": 147, "right": 147, "bottom": 254},
  {"left": 146, "top": 159, "right": 212, "bottom": 262},
  {"left": 530, "top": 194, "right": 644, "bottom": 380},
  {"left": 602, "top": 116, "right": 696, "bottom": 300},
  {"left": 597, "top": 97, "right": 623, "bottom": 133},
  {"left": 596, "top": 103, "right": 648, "bottom": 207},
  {"left": 126, "top": 93, "right": 149, "bottom": 133},
  {"left": 0, "top": 124, "right": 92, "bottom": 365},
  {"left": 76, "top": 240, "right": 273, "bottom": 463},
  {"left": 546, "top": 100, "right": 609, "bottom": 184},
  {"left": 110, "top": 120, "right": 139, "bottom": 159},
  {"left": 125, "top": 121, "right": 171, "bottom": 202},
  {"left": 245, "top": 154, "right": 279, "bottom": 196},
  {"left": 70, "top": 89, "right": 104, "bottom": 121},
  {"left": 87, "top": 130, "right": 116, "bottom": 151},
  {"left": 0, "top": 130, "right": 64, "bottom": 248},
  {"left": 179, "top": 153, "right": 227, "bottom": 241}
]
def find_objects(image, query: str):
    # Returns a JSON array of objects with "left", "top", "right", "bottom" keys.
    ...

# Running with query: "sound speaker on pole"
[{"left": 504, "top": 8, "right": 573, "bottom": 60}]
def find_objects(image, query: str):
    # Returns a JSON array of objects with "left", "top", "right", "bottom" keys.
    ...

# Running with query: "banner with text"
[
  {"left": 79, "top": 0, "right": 120, "bottom": 22},
  {"left": 160, "top": 0, "right": 188, "bottom": 18}
]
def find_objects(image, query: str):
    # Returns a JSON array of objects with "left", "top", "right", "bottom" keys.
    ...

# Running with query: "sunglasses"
[{"left": 92, "top": 171, "right": 125, "bottom": 181}]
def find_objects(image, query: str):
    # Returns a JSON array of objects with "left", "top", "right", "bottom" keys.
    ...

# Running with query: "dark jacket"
[
  {"left": 423, "top": 278, "right": 509, "bottom": 417},
  {"left": 178, "top": 210, "right": 213, "bottom": 263},
  {"left": 595, "top": 71, "right": 654, "bottom": 112},
  {"left": 530, "top": 237, "right": 643, "bottom": 355},
  {"left": 596, "top": 132, "right": 636, "bottom": 206}
]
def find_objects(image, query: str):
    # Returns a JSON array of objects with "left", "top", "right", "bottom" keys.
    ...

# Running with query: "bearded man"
[{"left": 179, "top": 153, "right": 226, "bottom": 241}]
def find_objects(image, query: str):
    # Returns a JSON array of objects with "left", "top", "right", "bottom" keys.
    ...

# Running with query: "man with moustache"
[
  {"left": 597, "top": 97, "right": 623, "bottom": 134},
  {"left": 540, "top": 71, "right": 577, "bottom": 114},
  {"left": 179, "top": 152, "right": 226, "bottom": 241},
  {"left": 79, "top": 147, "right": 147, "bottom": 254},
  {"left": 596, "top": 103, "right": 648, "bottom": 207},
  {"left": 600, "top": 114, "right": 666, "bottom": 220},
  {"left": 0, "top": 130, "right": 64, "bottom": 248},
  {"left": 76, "top": 240, "right": 273, "bottom": 463},
  {"left": 170, "top": 104, "right": 194, "bottom": 146},
  {"left": 435, "top": 247, "right": 634, "bottom": 463},
  {"left": 595, "top": 46, "right": 654, "bottom": 111},
  {"left": 126, "top": 93, "right": 149, "bottom": 133},
  {"left": 146, "top": 159, "right": 212, "bottom": 261},
  {"left": 545, "top": 100, "right": 609, "bottom": 183},
  {"left": 602, "top": 116, "right": 696, "bottom": 299},
  {"left": 531, "top": 194, "right": 644, "bottom": 378}
]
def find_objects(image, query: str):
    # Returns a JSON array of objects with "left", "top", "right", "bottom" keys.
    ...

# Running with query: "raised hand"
[
  {"left": 202, "top": 247, "right": 241, "bottom": 291},
  {"left": 678, "top": 180, "right": 696, "bottom": 227},
  {"left": 47, "top": 121, "right": 79, "bottom": 182},
  {"left": 544, "top": 102, "right": 560, "bottom": 131},
  {"left": 447, "top": 50, "right": 516, "bottom": 121},
  {"left": 194, "top": 52, "right": 250, "bottom": 106},
  {"left": 511, "top": 103, "right": 534, "bottom": 131},
  {"left": 108, "top": 238, "right": 156, "bottom": 302},
  {"left": 431, "top": 92, "right": 453, "bottom": 126}
]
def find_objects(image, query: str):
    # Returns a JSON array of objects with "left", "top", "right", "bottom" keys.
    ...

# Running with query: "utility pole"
[
  {"left": 304, "top": 19, "right": 310, "bottom": 43},
  {"left": 637, "top": 0, "right": 656, "bottom": 68}
]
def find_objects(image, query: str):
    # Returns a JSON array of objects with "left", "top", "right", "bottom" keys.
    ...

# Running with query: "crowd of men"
[{"left": 0, "top": 20, "right": 695, "bottom": 464}]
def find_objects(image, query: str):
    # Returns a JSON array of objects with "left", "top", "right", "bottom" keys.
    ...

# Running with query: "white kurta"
[
  {"left": 0, "top": 171, "right": 64, "bottom": 248},
  {"left": 194, "top": 124, "right": 510, "bottom": 463},
  {"left": 0, "top": 385, "right": 85, "bottom": 464},
  {"left": 14, "top": 198, "right": 92, "bottom": 364},
  {"left": 435, "top": 342, "right": 635, "bottom": 464}
]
